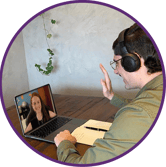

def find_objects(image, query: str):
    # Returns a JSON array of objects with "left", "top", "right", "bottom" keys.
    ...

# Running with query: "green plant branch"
[
  {"left": 35, "top": 13, "right": 56, "bottom": 75},
  {"left": 42, "top": 15, "right": 50, "bottom": 48}
]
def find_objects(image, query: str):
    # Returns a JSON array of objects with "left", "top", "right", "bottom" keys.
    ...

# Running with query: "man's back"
[{"left": 57, "top": 74, "right": 163, "bottom": 164}]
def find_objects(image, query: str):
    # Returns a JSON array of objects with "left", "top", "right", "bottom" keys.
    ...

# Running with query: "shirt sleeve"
[
  {"left": 110, "top": 93, "right": 132, "bottom": 108},
  {"left": 57, "top": 140, "right": 82, "bottom": 163},
  {"left": 57, "top": 104, "right": 152, "bottom": 164}
]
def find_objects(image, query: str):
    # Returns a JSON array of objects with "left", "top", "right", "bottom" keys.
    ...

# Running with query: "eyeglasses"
[{"left": 110, "top": 58, "right": 122, "bottom": 70}]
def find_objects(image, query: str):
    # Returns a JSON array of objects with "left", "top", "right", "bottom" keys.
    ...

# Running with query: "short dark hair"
[{"left": 112, "top": 23, "right": 162, "bottom": 74}]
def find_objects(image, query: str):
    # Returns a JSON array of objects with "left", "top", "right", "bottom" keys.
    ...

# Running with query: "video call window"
[{"left": 15, "top": 85, "right": 56, "bottom": 133}]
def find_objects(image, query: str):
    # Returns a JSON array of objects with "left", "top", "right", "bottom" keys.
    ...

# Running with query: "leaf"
[
  {"left": 43, "top": 70, "right": 51, "bottom": 75},
  {"left": 47, "top": 49, "right": 50, "bottom": 53},
  {"left": 47, "top": 49, "right": 54, "bottom": 56},
  {"left": 46, "top": 66, "right": 53, "bottom": 71},
  {"left": 35, "top": 64, "right": 43, "bottom": 72},
  {"left": 43, "top": 71, "right": 46, "bottom": 74},
  {"left": 35, "top": 64, "right": 40, "bottom": 68},
  {"left": 47, "top": 34, "right": 52, "bottom": 39},
  {"left": 47, "top": 59, "right": 52, "bottom": 67},
  {"left": 51, "top": 19, "right": 56, "bottom": 24}
]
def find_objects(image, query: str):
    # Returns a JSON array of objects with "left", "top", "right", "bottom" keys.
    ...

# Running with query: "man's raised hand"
[{"left": 100, "top": 64, "right": 114, "bottom": 100}]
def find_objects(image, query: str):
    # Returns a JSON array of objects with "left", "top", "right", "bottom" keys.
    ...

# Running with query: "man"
[{"left": 54, "top": 23, "right": 163, "bottom": 164}]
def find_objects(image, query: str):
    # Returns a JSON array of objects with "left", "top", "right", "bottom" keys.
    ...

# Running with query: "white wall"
[
  {"left": 2, "top": 3, "right": 138, "bottom": 108},
  {"left": 2, "top": 32, "right": 29, "bottom": 108},
  {"left": 22, "top": 3, "right": 138, "bottom": 99}
]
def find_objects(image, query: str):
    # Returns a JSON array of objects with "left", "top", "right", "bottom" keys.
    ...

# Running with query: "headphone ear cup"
[{"left": 121, "top": 54, "right": 141, "bottom": 72}]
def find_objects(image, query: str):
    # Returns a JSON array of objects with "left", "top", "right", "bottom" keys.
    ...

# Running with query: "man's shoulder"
[{"left": 120, "top": 87, "right": 162, "bottom": 121}]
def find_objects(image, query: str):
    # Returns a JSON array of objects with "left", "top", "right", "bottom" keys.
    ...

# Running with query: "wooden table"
[{"left": 6, "top": 94, "right": 119, "bottom": 161}]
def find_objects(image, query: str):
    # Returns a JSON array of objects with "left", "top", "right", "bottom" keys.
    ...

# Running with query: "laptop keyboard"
[{"left": 30, "top": 117, "right": 72, "bottom": 138}]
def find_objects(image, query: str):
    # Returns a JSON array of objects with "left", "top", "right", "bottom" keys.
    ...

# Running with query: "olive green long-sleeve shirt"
[{"left": 57, "top": 74, "right": 163, "bottom": 164}]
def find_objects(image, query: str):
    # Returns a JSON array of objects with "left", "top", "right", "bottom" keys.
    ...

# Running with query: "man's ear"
[
  {"left": 134, "top": 52, "right": 144, "bottom": 67},
  {"left": 140, "top": 57, "right": 145, "bottom": 67}
]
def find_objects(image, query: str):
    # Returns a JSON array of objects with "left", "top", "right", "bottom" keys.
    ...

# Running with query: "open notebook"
[{"left": 71, "top": 119, "right": 112, "bottom": 146}]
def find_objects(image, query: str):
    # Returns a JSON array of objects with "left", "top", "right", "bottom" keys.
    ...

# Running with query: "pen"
[{"left": 84, "top": 126, "right": 108, "bottom": 132}]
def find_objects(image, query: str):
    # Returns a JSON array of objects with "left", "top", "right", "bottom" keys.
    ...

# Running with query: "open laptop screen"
[{"left": 14, "top": 84, "right": 57, "bottom": 134}]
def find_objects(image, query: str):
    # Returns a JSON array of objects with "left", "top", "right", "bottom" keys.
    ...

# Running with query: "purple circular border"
[{"left": 0, "top": 0, "right": 165, "bottom": 166}]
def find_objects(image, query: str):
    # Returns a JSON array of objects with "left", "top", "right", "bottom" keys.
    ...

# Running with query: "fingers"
[
  {"left": 54, "top": 129, "right": 77, "bottom": 147},
  {"left": 63, "top": 130, "right": 70, "bottom": 134},
  {"left": 100, "top": 64, "right": 114, "bottom": 100},
  {"left": 100, "top": 79, "right": 107, "bottom": 92},
  {"left": 100, "top": 64, "right": 109, "bottom": 78},
  {"left": 63, "top": 130, "right": 76, "bottom": 142},
  {"left": 100, "top": 79, "right": 105, "bottom": 89},
  {"left": 100, "top": 64, "right": 111, "bottom": 90},
  {"left": 99, "top": 63, "right": 106, "bottom": 74}
]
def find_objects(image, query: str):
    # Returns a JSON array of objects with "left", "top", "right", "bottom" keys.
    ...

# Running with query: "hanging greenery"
[{"left": 35, "top": 13, "right": 56, "bottom": 75}]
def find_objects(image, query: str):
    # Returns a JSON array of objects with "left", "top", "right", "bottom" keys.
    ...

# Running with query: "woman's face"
[{"left": 31, "top": 96, "right": 42, "bottom": 114}]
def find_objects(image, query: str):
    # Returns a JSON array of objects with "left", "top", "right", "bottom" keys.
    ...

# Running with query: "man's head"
[
  {"left": 112, "top": 23, "right": 162, "bottom": 89},
  {"left": 112, "top": 23, "right": 162, "bottom": 74}
]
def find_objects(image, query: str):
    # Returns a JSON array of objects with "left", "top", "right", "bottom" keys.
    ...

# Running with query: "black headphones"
[{"left": 115, "top": 28, "right": 141, "bottom": 72}]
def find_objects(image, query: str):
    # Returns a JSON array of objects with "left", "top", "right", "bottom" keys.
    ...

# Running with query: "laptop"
[{"left": 14, "top": 84, "right": 87, "bottom": 143}]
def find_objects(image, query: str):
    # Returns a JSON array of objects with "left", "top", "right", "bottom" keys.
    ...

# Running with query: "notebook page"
[
  {"left": 72, "top": 126, "right": 105, "bottom": 146},
  {"left": 80, "top": 119, "right": 112, "bottom": 130},
  {"left": 71, "top": 119, "right": 112, "bottom": 146}
]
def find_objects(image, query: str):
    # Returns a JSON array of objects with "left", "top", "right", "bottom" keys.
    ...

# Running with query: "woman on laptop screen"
[{"left": 25, "top": 92, "right": 56, "bottom": 133}]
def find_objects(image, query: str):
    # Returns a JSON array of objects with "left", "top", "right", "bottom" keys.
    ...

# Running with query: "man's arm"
[
  {"left": 110, "top": 93, "right": 132, "bottom": 108},
  {"left": 54, "top": 105, "right": 152, "bottom": 164}
]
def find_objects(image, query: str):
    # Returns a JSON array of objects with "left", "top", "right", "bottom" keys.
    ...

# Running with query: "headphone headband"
[
  {"left": 118, "top": 28, "right": 130, "bottom": 56},
  {"left": 118, "top": 28, "right": 129, "bottom": 43}
]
